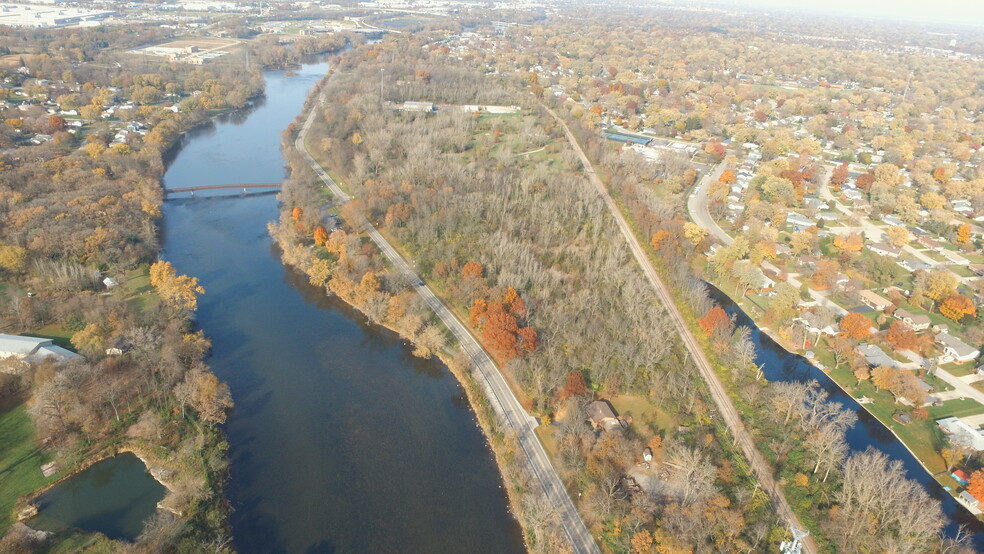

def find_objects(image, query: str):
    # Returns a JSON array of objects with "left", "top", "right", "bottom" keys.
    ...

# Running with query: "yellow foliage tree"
[
  {"left": 149, "top": 261, "right": 205, "bottom": 311},
  {"left": 683, "top": 222, "right": 708, "bottom": 246},
  {"left": 886, "top": 226, "right": 911, "bottom": 247},
  {"left": 957, "top": 223, "right": 971, "bottom": 244}
]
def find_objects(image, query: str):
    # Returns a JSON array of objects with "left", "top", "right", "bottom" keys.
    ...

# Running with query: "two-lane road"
[{"left": 297, "top": 94, "right": 600, "bottom": 554}]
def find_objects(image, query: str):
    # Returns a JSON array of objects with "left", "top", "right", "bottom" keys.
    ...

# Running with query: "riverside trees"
[{"left": 273, "top": 39, "right": 783, "bottom": 552}]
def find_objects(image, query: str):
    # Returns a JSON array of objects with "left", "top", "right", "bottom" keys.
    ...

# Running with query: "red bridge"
[{"left": 166, "top": 183, "right": 282, "bottom": 195}]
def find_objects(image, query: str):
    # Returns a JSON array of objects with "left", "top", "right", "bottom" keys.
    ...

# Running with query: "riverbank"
[
  {"left": 714, "top": 282, "right": 984, "bottom": 518},
  {"left": 270, "top": 90, "right": 546, "bottom": 551}
]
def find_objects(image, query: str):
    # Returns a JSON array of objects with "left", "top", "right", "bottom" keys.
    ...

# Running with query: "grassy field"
[{"left": 0, "top": 400, "right": 55, "bottom": 534}]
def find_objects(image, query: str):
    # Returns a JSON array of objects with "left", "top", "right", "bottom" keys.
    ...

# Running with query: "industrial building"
[{"left": 0, "top": 3, "right": 114, "bottom": 27}]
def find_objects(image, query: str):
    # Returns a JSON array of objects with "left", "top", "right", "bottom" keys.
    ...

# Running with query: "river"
[
  {"left": 708, "top": 286, "right": 984, "bottom": 547},
  {"left": 160, "top": 62, "right": 524, "bottom": 553}
]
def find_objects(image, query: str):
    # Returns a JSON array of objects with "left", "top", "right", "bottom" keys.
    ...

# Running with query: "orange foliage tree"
[
  {"left": 840, "top": 312, "right": 872, "bottom": 340},
  {"left": 650, "top": 229, "right": 671, "bottom": 251},
  {"left": 719, "top": 169, "right": 736, "bottom": 184},
  {"left": 940, "top": 294, "right": 976, "bottom": 322},
  {"left": 313, "top": 225, "right": 329, "bottom": 246},
  {"left": 830, "top": 162, "right": 849, "bottom": 186},
  {"left": 471, "top": 289, "right": 537, "bottom": 360},
  {"left": 968, "top": 470, "right": 984, "bottom": 502},
  {"left": 291, "top": 206, "right": 303, "bottom": 221},
  {"left": 558, "top": 370, "right": 587, "bottom": 401},
  {"left": 699, "top": 307, "right": 730, "bottom": 336},
  {"left": 462, "top": 261, "right": 484, "bottom": 279},
  {"left": 833, "top": 233, "right": 864, "bottom": 252},
  {"left": 884, "top": 321, "right": 917, "bottom": 350}
]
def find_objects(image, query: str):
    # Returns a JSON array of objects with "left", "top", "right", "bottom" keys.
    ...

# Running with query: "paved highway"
[
  {"left": 296, "top": 94, "right": 600, "bottom": 554},
  {"left": 545, "top": 106, "right": 818, "bottom": 553}
]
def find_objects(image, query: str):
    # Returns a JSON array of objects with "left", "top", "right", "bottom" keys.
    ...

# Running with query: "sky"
[{"left": 710, "top": 0, "right": 984, "bottom": 27}]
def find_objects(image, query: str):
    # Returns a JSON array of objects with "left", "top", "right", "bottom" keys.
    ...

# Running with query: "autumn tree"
[
  {"left": 558, "top": 370, "right": 587, "bottom": 400},
  {"left": 719, "top": 169, "right": 736, "bottom": 184},
  {"left": 839, "top": 312, "right": 872, "bottom": 340},
  {"left": 885, "top": 226, "right": 911, "bottom": 247},
  {"left": 650, "top": 229, "right": 671, "bottom": 251},
  {"left": 699, "top": 307, "right": 730, "bottom": 337},
  {"left": 884, "top": 321, "right": 918, "bottom": 350},
  {"left": 291, "top": 206, "right": 303, "bottom": 221},
  {"left": 175, "top": 369, "right": 233, "bottom": 425},
  {"left": 313, "top": 225, "right": 329, "bottom": 246},
  {"left": 925, "top": 270, "right": 958, "bottom": 303},
  {"left": 462, "top": 261, "right": 484, "bottom": 279},
  {"left": 957, "top": 223, "right": 971, "bottom": 244},
  {"left": 940, "top": 294, "right": 976, "bottom": 322},
  {"left": 149, "top": 261, "right": 205, "bottom": 311},
  {"left": 833, "top": 233, "right": 864, "bottom": 252},
  {"left": 682, "top": 222, "right": 708, "bottom": 247},
  {"left": 0, "top": 244, "right": 27, "bottom": 274},
  {"left": 968, "top": 470, "right": 984, "bottom": 502},
  {"left": 830, "top": 162, "right": 849, "bottom": 186}
]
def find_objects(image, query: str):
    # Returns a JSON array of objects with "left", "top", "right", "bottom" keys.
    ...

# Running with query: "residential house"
[
  {"left": 894, "top": 308, "right": 931, "bottom": 331},
  {"left": 937, "top": 416, "right": 984, "bottom": 450},
  {"left": 787, "top": 213, "right": 814, "bottom": 229},
  {"left": 936, "top": 332, "right": 980, "bottom": 363},
  {"left": 868, "top": 242, "right": 902, "bottom": 258},
  {"left": 941, "top": 250, "right": 970, "bottom": 266},
  {"left": 858, "top": 290, "right": 892, "bottom": 311},
  {"left": 952, "top": 200, "right": 973, "bottom": 213},
  {"left": 918, "top": 236, "right": 944, "bottom": 251},
  {"left": 898, "top": 259, "right": 931, "bottom": 273},
  {"left": 586, "top": 400, "right": 623, "bottom": 432},
  {"left": 858, "top": 343, "right": 898, "bottom": 368},
  {"left": 882, "top": 215, "right": 905, "bottom": 227}
]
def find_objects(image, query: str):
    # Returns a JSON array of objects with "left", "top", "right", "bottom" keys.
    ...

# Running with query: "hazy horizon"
[{"left": 705, "top": 0, "right": 984, "bottom": 28}]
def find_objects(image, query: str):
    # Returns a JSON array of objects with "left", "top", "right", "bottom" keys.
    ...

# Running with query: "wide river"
[{"left": 160, "top": 62, "right": 524, "bottom": 553}]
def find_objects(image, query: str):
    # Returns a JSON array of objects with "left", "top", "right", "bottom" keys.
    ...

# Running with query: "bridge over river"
[{"left": 166, "top": 183, "right": 282, "bottom": 195}]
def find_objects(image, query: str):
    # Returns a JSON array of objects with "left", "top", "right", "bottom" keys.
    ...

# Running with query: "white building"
[
  {"left": 938, "top": 416, "right": 984, "bottom": 451},
  {"left": 0, "top": 334, "right": 79, "bottom": 363}
]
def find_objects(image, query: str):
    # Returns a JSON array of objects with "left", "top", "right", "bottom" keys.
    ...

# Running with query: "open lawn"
[
  {"left": 0, "top": 401, "right": 55, "bottom": 534},
  {"left": 928, "top": 397, "right": 984, "bottom": 420},
  {"left": 122, "top": 264, "right": 160, "bottom": 313},
  {"left": 609, "top": 394, "right": 674, "bottom": 438}
]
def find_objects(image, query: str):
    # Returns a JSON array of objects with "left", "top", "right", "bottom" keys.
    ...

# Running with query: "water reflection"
[
  {"left": 707, "top": 285, "right": 983, "bottom": 544},
  {"left": 160, "top": 63, "right": 524, "bottom": 553}
]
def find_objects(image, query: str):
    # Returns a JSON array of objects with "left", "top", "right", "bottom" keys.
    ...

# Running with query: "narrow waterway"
[
  {"left": 161, "top": 62, "right": 524, "bottom": 553},
  {"left": 707, "top": 286, "right": 983, "bottom": 546}
]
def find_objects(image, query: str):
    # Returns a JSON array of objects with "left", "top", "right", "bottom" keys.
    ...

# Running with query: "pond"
[{"left": 31, "top": 453, "right": 165, "bottom": 541}]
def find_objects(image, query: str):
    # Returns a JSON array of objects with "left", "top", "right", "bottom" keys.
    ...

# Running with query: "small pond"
[{"left": 31, "top": 452, "right": 166, "bottom": 541}]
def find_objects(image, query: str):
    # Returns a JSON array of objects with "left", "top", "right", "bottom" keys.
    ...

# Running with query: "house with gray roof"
[
  {"left": 858, "top": 343, "right": 898, "bottom": 368},
  {"left": 936, "top": 332, "right": 980, "bottom": 363},
  {"left": 894, "top": 308, "right": 931, "bottom": 331}
]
